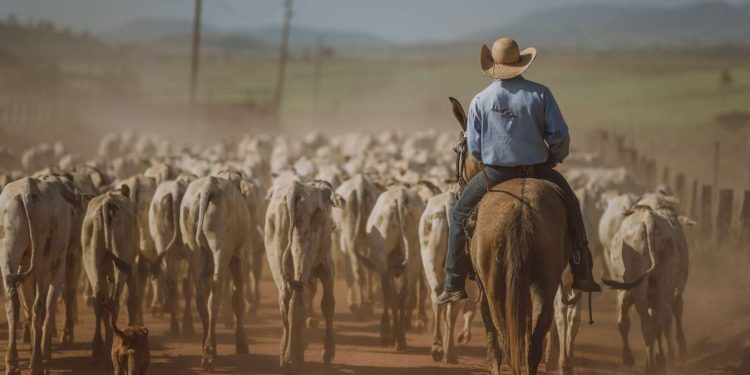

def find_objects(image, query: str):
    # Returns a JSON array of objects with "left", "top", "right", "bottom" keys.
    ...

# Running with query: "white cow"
[
  {"left": 603, "top": 193, "right": 691, "bottom": 373},
  {"left": 149, "top": 174, "right": 195, "bottom": 336},
  {"left": 419, "top": 191, "right": 475, "bottom": 364},
  {"left": 265, "top": 180, "right": 342, "bottom": 374},
  {"left": 0, "top": 177, "right": 79, "bottom": 375},
  {"left": 81, "top": 186, "right": 141, "bottom": 367},
  {"left": 364, "top": 185, "right": 425, "bottom": 351},
  {"left": 121, "top": 174, "right": 160, "bottom": 320},
  {"left": 597, "top": 193, "right": 639, "bottom": 275},
  {"left": 180, "top": 176, "right": 252, "bottom": 370},
  {"left": 334, "top": 174, "right": 381, "bottom": 318}
]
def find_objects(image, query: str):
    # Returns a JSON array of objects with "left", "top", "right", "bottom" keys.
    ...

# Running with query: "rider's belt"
[{"left": 487, "top": 162, "right": 550, "bottom": 178}]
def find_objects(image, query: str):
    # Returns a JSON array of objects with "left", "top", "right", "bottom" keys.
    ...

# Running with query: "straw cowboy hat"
[{"left": 480, "top": 37, "right": 536, "bottom": 80}]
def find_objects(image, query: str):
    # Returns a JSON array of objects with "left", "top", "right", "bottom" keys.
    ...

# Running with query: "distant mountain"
[
  {"left": 472, "top": 1, "right": 750, "bottom": 48},
  {"left": 100, "top": 18, "right": 219, "bottom": 43},
  {"left": 100, "top": 18, "right": 390, "bottom": 49},
  {"left": 248, "top": 25, "right": 391, "bottom": 47}
]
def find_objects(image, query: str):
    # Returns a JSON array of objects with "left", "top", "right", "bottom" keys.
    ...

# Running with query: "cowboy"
[{"left": 437, "top": 37, "right": 601, "bottom": 305}]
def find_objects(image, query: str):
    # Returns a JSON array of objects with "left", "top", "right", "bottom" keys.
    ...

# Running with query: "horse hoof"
[
  {"left": 306, "top": 317, "right": 319, "bottom": 329},
  {"left": 431, "top": 347, "right": 444, "bottom": 362},
  {"left": 5, "top": 366, "right": 20, "bottom": 375}
]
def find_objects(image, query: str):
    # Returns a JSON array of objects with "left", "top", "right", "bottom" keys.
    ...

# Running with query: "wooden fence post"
[
  {"left": 690, "top": 179, "right": 699, "bottom": 220},
  {"left": 700, "top": 184, "right": 714, "bottom": 243},
  {"left": 661, "top": 167, "right": 671, "bottom": 189},
  {"left": 716, "top": 189, "right": 733, "bottom": 249},
  {"left": 740, "top": 190, "right": 750, "bottom": 251},
  {"left": 674, "top": 173, "right": 686, "bottom": 211}
]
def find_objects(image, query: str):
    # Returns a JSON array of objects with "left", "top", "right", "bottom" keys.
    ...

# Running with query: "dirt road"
[{"left": 0, "top": 268, "right": 747, "bottom": 375}]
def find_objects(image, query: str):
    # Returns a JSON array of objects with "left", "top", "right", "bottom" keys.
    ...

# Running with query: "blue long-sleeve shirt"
[{"left": 466, "top": 76, "right": 570, "bottom": 167}]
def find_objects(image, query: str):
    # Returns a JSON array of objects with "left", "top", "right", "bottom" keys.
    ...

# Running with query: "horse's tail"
[{"left": 501, "top": 201, "right": 533, "bottom": 374}]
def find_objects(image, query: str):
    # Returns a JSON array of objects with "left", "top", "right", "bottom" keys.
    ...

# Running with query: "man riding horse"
[{"left": 436, "top": 37, "right": 601, "bottom": 305}]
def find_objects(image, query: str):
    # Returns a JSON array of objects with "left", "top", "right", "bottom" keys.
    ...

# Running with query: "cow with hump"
[
  {"left": 80, "top": 185, "right": 141, "bottom": 368},
  {"left": 0, "top": 176, "right": 85, "bottom": 375},
  {"left": 179, "top": 175, "right": 253, "bottom": 371},
  {"left": 265, "top": 179, "right": 343, "bottom": 374}
]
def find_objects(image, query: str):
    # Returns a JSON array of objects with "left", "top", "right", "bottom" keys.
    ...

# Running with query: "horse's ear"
[{"left": 449, "top": 97, "right": 467, "bottom": 131}]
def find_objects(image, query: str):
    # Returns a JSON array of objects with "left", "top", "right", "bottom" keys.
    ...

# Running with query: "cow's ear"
[
  {"left": 120, "top": 184, "right": 130, "bottom": 198},
  {"left": 331, "top": 193, "right": 345, "bottom": 208}
]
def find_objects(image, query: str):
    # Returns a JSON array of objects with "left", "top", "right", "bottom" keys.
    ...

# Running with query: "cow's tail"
[
  {"left": 5, "top": 192, "right": 38, "bottom": 286},
  {"left": 153, "top": 192, "right": 180, "bottom": 273},
  {"left": 100, "top": 202, "right": 132, "bottom": 275},
  {"left": 284, "top": 185, "right": 298, "bottom": 278},
  {"left": 195, "top": 190, "right": 212, "bottom": 251},
  {"left": 353, "top": 185, "right": 365, "bottom": 247},
  {"left": 395, "top": 192, "right": 410, "bottom": 270},
  {"left": 602, "top": 212, "right": 657, "bottom": 290}
]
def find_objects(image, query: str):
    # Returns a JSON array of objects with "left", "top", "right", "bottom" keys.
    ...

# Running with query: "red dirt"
[{"left": 0, "top": 261, "right": 747, "bottom": 375}]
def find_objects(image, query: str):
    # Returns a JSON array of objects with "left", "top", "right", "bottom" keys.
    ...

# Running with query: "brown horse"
[{"left": 449, "top": 97, "right": 572, "bottom": 375}]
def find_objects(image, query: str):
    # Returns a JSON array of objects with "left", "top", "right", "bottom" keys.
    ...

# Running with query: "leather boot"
[{"left": 571, "top": 248, "right": 601, "bottom": 293}]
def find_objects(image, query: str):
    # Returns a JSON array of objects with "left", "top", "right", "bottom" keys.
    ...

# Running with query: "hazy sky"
[{"left": 0, "top": 0, "right": 743, "bottom": 43}]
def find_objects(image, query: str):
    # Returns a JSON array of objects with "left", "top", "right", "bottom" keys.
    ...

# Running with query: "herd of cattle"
[{"left": 0, "top": 129, "right": 693, "bottom": 375}]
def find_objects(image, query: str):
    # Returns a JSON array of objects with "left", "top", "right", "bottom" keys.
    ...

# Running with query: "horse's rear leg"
[
  {"left": 528, "top": 294, "right": 555, "bottom": 375},
  {"left": 229, "top": 257, "right": 248, "bottom": 354},
  {"left": 480, "top": 293, "right": 502, "bottom": 375}
]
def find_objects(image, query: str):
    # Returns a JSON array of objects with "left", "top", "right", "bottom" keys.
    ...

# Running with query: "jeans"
[{"left": 444, "top": 163, "right": 588, "bottom": 291}]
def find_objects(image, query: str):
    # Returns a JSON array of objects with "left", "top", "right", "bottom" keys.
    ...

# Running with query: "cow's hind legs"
[
  {"left": 4, "top": 284, "right": 21, "bottom": 375},
  {"left": 617, "top": 291, "right": 636, "bottom": 367},
  {"left": 444, "top": 300, "right": 461, "bottom": 364},
  {"left": 182, "top": 276, "right": 195, "bottom": 336},
  {"left": 319, "top": 263, "right": 336, "bottom": 365},
  {"left": 229, "top": 257, "right": 248, "bottom": 354},
  {"left": 430, "top": 301, "right": 444, "bottom": 362},
  {"left": 379, "top": 275, "right": 393, "bottom": 347}
]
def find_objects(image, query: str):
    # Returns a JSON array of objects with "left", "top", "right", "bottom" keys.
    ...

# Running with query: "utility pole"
[
  {"left": 189, "top": 0, "right": 203, "bottom": 106},
  {"left": 274, "top": 0, "right": 293, "bottom": 116},
  {"left": 312, "top": 33, "right": 325, "bottom": 116}
]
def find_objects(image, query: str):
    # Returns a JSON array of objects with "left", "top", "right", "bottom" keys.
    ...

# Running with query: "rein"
[
  {"left": 453, "top": 136, "right": 469, "bottom": 197},
  {"left": 453, "top": 133, "right": 490, "bottom": 198}
]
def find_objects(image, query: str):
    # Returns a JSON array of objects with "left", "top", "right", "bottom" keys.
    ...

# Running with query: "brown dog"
[{"left": 104, "top": 303, "right": 150, "bottom": 375}]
